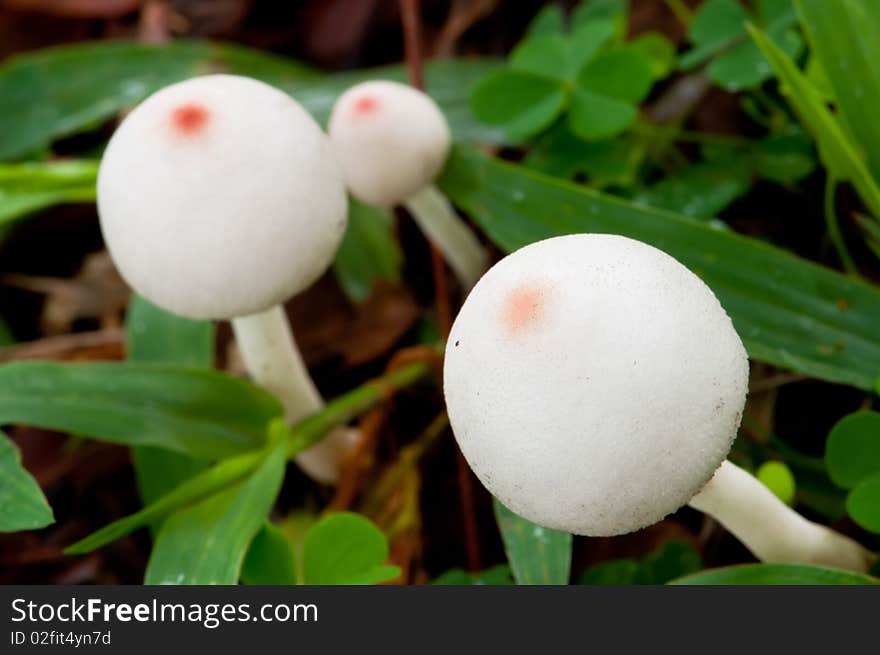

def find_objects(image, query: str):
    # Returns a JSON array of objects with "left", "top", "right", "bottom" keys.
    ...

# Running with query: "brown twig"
[
  {"left": 0, "top": 328, "right": 125, "bottom": 362},
  {"left": 362, "top": 412, "right": 449, "bottom": 516},
  {"left": 748, "top": 372, "right": 809, "bottom": 393},
  {"left": 399, "top": 0, "right": 481, "bottom": 572},
  {"left": 433, "top": 0, "right": 498, "bottom": 57},
  {"left": 138, "top": 0, "right": 171, "bottom": 44},
  {"left": 330, "top": 345, "right": 442, "bottom": 510}
]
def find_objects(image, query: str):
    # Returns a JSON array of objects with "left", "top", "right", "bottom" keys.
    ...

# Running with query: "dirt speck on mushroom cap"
[{"left": 444, "top": 234, "right": 750, "bottom": 537}]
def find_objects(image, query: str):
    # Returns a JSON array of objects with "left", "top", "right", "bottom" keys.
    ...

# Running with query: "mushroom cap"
[
  {"left": 98, "top": 74, "right": 347, "bottom": 320},
  {"left": 327, "top": 80, "right": 451, "bottom": 207},
  {"left": 443, "top": 234, "right": 749, "bottom": 536}
]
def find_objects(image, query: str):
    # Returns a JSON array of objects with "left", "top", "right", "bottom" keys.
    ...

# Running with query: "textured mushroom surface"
[
  {"left": 443, "top": 234, "right": 749, "bottom": 536},
  {"left": 327, "top": 80, "right": 450, "bottom": 207},
  {"left": 98, "top": 74, "right": 347, "bottom": 319}
]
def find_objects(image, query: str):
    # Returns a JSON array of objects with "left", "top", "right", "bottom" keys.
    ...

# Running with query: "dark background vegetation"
[{"left": 0, "top": 0, "right": 873, "bottom": 584}]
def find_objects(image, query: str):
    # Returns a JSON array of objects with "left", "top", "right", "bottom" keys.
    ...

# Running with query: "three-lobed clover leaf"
[
  {"left": 569, "top": 46, "right": 653, "bottom": 140},
  {"left": 471, "top": 4, "right": 660, "bottom": 143},
  {"left": 680, "top": 0, "right": 804, "bottom": 91}
]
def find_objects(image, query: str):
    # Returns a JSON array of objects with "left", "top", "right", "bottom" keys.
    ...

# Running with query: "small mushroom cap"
[
  {"left": 327, "top": 80, "right": 451, "bottom": 207},
  {"left": 443, "top": 234, "right": 749, "bottom": 536},
  {"left": 98, "top": 74, "right": 347, "bottom": 320}
]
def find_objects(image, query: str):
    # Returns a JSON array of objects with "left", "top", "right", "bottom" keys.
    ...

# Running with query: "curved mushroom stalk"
[
  {"left": 232, "top": 306, "right": 357, "bottom": 484},
  {"left": 689, "top": 460, "right": 876, "bottom": 573},
  {"left": 403, "top": 185, "right": 489, "bottom": 290}
]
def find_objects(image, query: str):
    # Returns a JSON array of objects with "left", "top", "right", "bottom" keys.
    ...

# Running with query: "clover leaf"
[
  {"left": 471, "top": 7, "right": 657, "bottom": 142},
  {"left": 680, "top": 0, "right": 804, "bottom": 91}
]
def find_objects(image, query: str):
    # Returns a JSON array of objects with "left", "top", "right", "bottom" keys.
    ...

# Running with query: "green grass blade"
[
  {"left": 0, "top": 361, "right": 281, "bottom": 459},
  {"left": 0, "top": 429, "right": 53, "bottom": 532},
  {"left": 145, "top": 444, "right": 286, "bottom": 585},
  {"left": 126, "top": 295, "right": 215, "bottom": 506},
  {"left": 0, "top": 41, "right": 502, "bottom": 160},
  {"left": 493, "top": 498, "right": 572, "bottom": 585},
  {"left": 795, "top": 0, "right": 880, "bottom": 182},
  {"left": 670, "top": 563, "right": 878, "bottom": 585},
  {"left": 746, "top": 23, "right": 880, "bottom": 219},
  {"left": 64, "top": 449, "right": 263, "bottom": 554}
]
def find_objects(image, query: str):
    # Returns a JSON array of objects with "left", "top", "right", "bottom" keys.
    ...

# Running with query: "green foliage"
[
  {"left": 493, "top": 498, "right": 572, "bottom": 585},
  {"left": 126, "top": 295, "right": 214, "bottom": 367},
  {"left": 789, "top": 0, "right": 880, "bottom": 259},
  {"left": 301, "top": 512, "right": 400, "bottom": 585},
  {"left": 0, "top": 429, "right": 53, "bottom": 532},
  {"left": 630, "top": 32, "right": 676, "bottom": 80},
  {"left": 670, "top": 563, "right": 878, "bottom": 585},
  {"left": 580, "top": 541, "right": 702, "bottom": 585},
  {"left": 0, "top": 317, "right": 13, "bottom": 346},
  {"left": 524, "top": 125, "right": 644, "bottom": 188},
  {"left": 0, "top": 160, "right": 96, "bottom": 226},
  {"left": 0, "top": 41, "right": 502, "bottom": 161},
  {"left": 439, "top": 146, "right": 880, "bottom": 390},
  {"left": 748, "top": 23, "right": 880, "bottom": 221},
  {"left": 795, "top": 0, "right": 880, "bottom": 182},
  {"left": 634, "top": 128, "right": 814, "bottom": 220},
  {"left": 526, "top": 4, "right": 565, "bottom": 37},
  {"left": 470, "top": 70, "right": 567, "bottom": 140},
  {"left": 680, "top": 0, "right": 803, "bottom": 91},
  {"left": 0, "top": 361, "right": 281, "bottom": 459},
  {"left": 571, "top": 0, "right": 627, "bottom": 34},
  {"left": 635, "top": 156, "right": 752, "bottom": 220},
  {"left": 471, "top": 1, "right": 661, "bottom": 142},
  {"left": 846, "top": 473, "right": 880, "bottom": 534},
  {"left": 826, "top": 411, "right": 880, "bottom": 534},
  {"left": 570, "top": 47, "right": 653, "bottom": 140},
  {"left": 474, "top": 1, "right": 813, "bottom": 207},
  {"left": 754, "top": 126, "right": 816, "bottom": 183},
  {"left": 145, "top": 444, "right": 287, "bottom": 585},
  {"left": 66, "top": 449, "right": 265, "bottom": 554},
  {"left": 826, "top": 412, "right": 880, "bottom": 490},
  {"left": 241, "top": 522, "right": 299, "bottom": 586},
  {"left": 126, "top": 295, "right": 215, "bottom": 506},
  {"left": 432, "top": 564, "right": 514, "bottom": 585},
  {"left": 333, "top": 197, "right": 403, "bottom": 303},
  {"left": 756, "top": 461, "right": 797, "bottom": 505}
]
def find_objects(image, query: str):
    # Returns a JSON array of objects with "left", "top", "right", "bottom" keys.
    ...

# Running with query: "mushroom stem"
[
  {"left": 231, "top": 305, "right": 355, "bottom": 484},
  {"left": 688, "top": 460, "right": 876, "bottom": 572},
  {"left": 403, "top": 184, "right": 489, "bottom": 290}
]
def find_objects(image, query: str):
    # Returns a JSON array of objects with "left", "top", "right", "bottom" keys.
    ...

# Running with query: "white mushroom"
[
  {"left": 328, "top": 80, "right": 488, "bottom": 289},
  {"left": 443, "top": 233, "right": 874, "bottom": 571},
  {"left": 98, "top": 74, "right": 354, "bottom": 484}
]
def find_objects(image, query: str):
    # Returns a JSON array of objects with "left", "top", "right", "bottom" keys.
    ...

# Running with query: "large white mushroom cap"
[
  {"left": 327, "top": 80, "right": 451, "bottom": 207},
  {"left": 443, "top": 234, "right": 749, "bottom": 536},
  {"left": 98, "top": 74, "right": 347, "bottom": 320}
]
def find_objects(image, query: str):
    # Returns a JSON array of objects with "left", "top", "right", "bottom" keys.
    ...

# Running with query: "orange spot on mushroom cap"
[
  {"left": 502, "top": 283, "right": 548, "bottom": 335},
  {"left": 171, "top": 103, "right": 210, "bottom": 135},
  {"left": 352, "top": 95, "right": 379, "bottom": 116}
]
